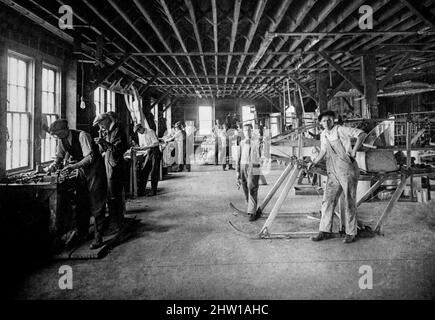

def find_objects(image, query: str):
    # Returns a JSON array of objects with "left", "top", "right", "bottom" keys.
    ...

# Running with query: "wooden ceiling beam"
[
  {"left": 184, "top": 0, "right": 213, "bottom": 95},
  {"left": 224, "top": 0, "right": 242, "bottom": 85},
  {"left": 287, "top": 75, "right": 318, "bottom": 104},
  {"left": 81, "top": 0, "right": 171, "bottom": 86},
  {"left": 211, "top": 0, "right": 219, "bottom": 85},
  {"left": 244, "top": 0, "right": 333, "bottom": 96},
  {"left": 400, "top": 0, "right": 435, "bottom": 29},
  {"left": 107, "top": 0, "right": 190, "bottom": 93},
  {"left": 55, "top": 0, "right": 152, "bottom": 86},
  {"left": 159, "top": 0, "right": 204, "bottom": 97},
  {"left": 318, "top": 51, "right": 364, "bottom": 95},
  {"left": 246, "top": 0, "right": 293, "bottom": 73},
  {"left": 309, "top": 11, "right": 429, "bottom": 80},
  {"left": 131, "top": 0, "right": 195, "bottom": 95},
  {"left": 232, "top": 0, "right": 268, "bottom": 95},
  {"left": 297, "top": 0, "right": 374, "bottom": 71}
]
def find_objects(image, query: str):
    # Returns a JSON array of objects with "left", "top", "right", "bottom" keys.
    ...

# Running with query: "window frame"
[
  {"left": 40, "top": 63, "right": 61, "bottom": 164},
  {"left": 6, "top": 51, "right": 34, "bottom": 173},
  {"left": 198, "top": 105, "right": 213, "bottom": 135}
]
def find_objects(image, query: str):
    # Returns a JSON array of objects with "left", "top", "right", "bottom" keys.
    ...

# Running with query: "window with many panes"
[
  {"left": 198, "top": 106, "right": 212, "bottom": 135},
  {"left": 242, "top": 105, "right": 255, "bottom": 127},
  {"left": 94, "top": 87, "right": 116, "bottom": 116},
  {"left": 41, "top": 66, "right": 60, "bottom": 163},
  {"left": 6, "top": 53, "right": 32, "bottom": 171},
  {"left": 94, "top": 87, "right": 103, "bottom": 116},
  {"left": 105, "top": 90, "right": 115, "bottom": 113}
]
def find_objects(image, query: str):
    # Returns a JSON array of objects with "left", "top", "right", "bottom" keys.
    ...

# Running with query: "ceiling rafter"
[
  {"left": 184, "top": 0, "right": 213, "bottom": 95},
  {"left": 224, "top": 0, "right": 242, "bottom": 86},
  {"left": 106, "top": 0, "right": 192, "bottom": 95},
  {"left": 231, "top": 0, "right": 268, "bottom": 95},
  {"left": 81, "top": 0, "right": 169, "bottom": 84},
  {"left": 159, "top": 0, "right": 206, "bottom": 97},
  {"left": 211, "top": 0, "right": 219, "bottom": 85},
  {"left": 244, "top": 0, "right": 334, "bottom": 97},
  {"left": 399, "top": 0, "right": 435, "bottom": 29},
  {"left": 131, "top": 0, "right": 196, "bottom": 95}
]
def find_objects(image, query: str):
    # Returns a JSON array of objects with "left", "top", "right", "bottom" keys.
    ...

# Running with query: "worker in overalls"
[
  {"left": 308, "top": 110, "right": 367, "bottom": 243},
  {"left": 236, "top": 123, "right": 262, "bottom": 221},
  {"left": 48, "top": 119, "right": 107, "bottom": 249},
  {"left": 93, "top": 113, "right": 128, "bottom": 235}
]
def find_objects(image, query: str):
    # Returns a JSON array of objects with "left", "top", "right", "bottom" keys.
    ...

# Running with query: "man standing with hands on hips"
[{"left": 308, "top": 110, "right": 367, "bottom": 243}]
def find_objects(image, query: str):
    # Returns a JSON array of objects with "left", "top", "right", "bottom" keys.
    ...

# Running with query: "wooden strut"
[{"left": 229, "top": 160, "right": 417, "bottom": 239}]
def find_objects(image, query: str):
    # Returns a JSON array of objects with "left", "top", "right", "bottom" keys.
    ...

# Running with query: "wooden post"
[
  {"left": 131, "top": 149, "right": 137, "bottom": 198},
  {"left": 316, "top": 73, "right": 328, "bottom": 112},
  {"left": 0, "top": 42, "right": 7, "bottom": 178},
  {"left": 293, "top": 86, "right": 303, "bottom": 127},
  {"left": 406, "top": 118, "right": 414, "bottom": 201},
  {"left": 33, "top": 56, "right": 43, "bottom": 168},
  {"left": 282, "top": 81, "right": 286, "bottom": 132},
  {"left": 63, "top": 58, "right": 77, "bottom": 128},
  {"left": 361, "top": 54, "right": 378, "bottom": 119}
]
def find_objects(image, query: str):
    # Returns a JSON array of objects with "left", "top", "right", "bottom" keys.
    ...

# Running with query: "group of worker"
[
  {"left": 47, "top": 112, "right": 163, "bottom": 250},
  {"left": 236, "top": 110, "right": 367, "bottom": 244},
  {"left": 47, "top": 108, "right": 366, "bottom": 248}
]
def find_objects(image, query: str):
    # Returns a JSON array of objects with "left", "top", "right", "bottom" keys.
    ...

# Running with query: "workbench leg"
[{"left": 374, "top": 175, "right": 408, "bottom": 233}]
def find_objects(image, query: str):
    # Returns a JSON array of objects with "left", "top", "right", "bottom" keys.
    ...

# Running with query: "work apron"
[
  {"left": 319, "top": 135, "right": 359, "bottom": 236},
  {"left": 240, "top": 141, "right": 260, "bottom": 215}
]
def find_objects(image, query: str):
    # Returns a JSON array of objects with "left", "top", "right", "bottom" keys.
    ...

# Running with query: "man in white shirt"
[
  {"left": 308, "top": 110, "right": 367, "bottom": 243},
  {"left": 133, "top": 123, "right": 162, "bottom": 196}
]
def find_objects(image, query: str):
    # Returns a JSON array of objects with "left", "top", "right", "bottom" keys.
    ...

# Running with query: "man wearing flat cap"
[
  {"left": 93, "top": 112, "right": 128, "bottom": 232},
  {"left": 133, "top": 123, "right": 162, "bottom": 196},
  {"left": 48, "top": 119, "right": 107, "bottom": 249}
]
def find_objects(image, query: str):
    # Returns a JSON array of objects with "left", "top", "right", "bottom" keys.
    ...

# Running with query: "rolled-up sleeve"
[
  {"left": 339, "top": 126, "right": 364, "bottom": 139},
  {"left": 75, "top": 132, "right": 95, "bottom": 168}
]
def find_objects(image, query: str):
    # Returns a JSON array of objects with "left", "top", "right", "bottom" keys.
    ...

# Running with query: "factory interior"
[{"left": 1, "top": 0, "right": 435, "bottom": 300}]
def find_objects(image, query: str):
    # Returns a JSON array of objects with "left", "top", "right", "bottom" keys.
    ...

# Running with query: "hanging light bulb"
[
  {"left": 80, "top": 96, "right": 86, "bottom": 109},
  {"left": 79, "top": 60, "right": 86, "bottom": 109}
]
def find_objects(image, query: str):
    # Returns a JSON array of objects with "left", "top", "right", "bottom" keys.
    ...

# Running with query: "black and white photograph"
[{"left": 1, "top": 0, "right": 434, "bottom": 308}]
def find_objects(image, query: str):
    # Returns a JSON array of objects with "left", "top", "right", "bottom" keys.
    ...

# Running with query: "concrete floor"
[{"left": 14, "top": 165, "right": 435, "bottom": 299}]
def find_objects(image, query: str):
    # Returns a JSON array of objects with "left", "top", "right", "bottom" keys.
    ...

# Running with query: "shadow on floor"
[{"left": 114, "top": 218, "right": 173, "bottom": 247}]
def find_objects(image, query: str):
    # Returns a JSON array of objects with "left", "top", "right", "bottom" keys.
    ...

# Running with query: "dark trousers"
[
  {"left": 75, "top": 170, "right": 106, "bottom": 236},
  {"left": 138, "top": 148, "right": 162, "bottom": 193},
  {"left": 240, "top": 164, "right": 260, "bottom": 214},
  {"left": 106, "top": 161, "right": 126, "bottom": 227},
  {"left": 222, "top": 145, "right": 233, "bottom": 170},
  {"left": 214, "top": 141, "right": 219, "bottom": 165}
]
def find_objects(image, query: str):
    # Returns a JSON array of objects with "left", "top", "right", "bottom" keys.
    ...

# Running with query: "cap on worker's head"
[
  {"left": 243, "top": 123, "right": 253, "bottom": 129},
  {"left": 133, "top": 123, "right": 144, "bottom": 133},
  {"left": 92, "top": 113, "right": 110, "bottom": 126},
  {"left": 106, "top": 111, "right": 117, "bottom": 119},
  {"left": 318, "top": 110, "right": 336, "bottom": 122},
  {"left": 48, "top": 119, "right": 68, "bottom": 134}
]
